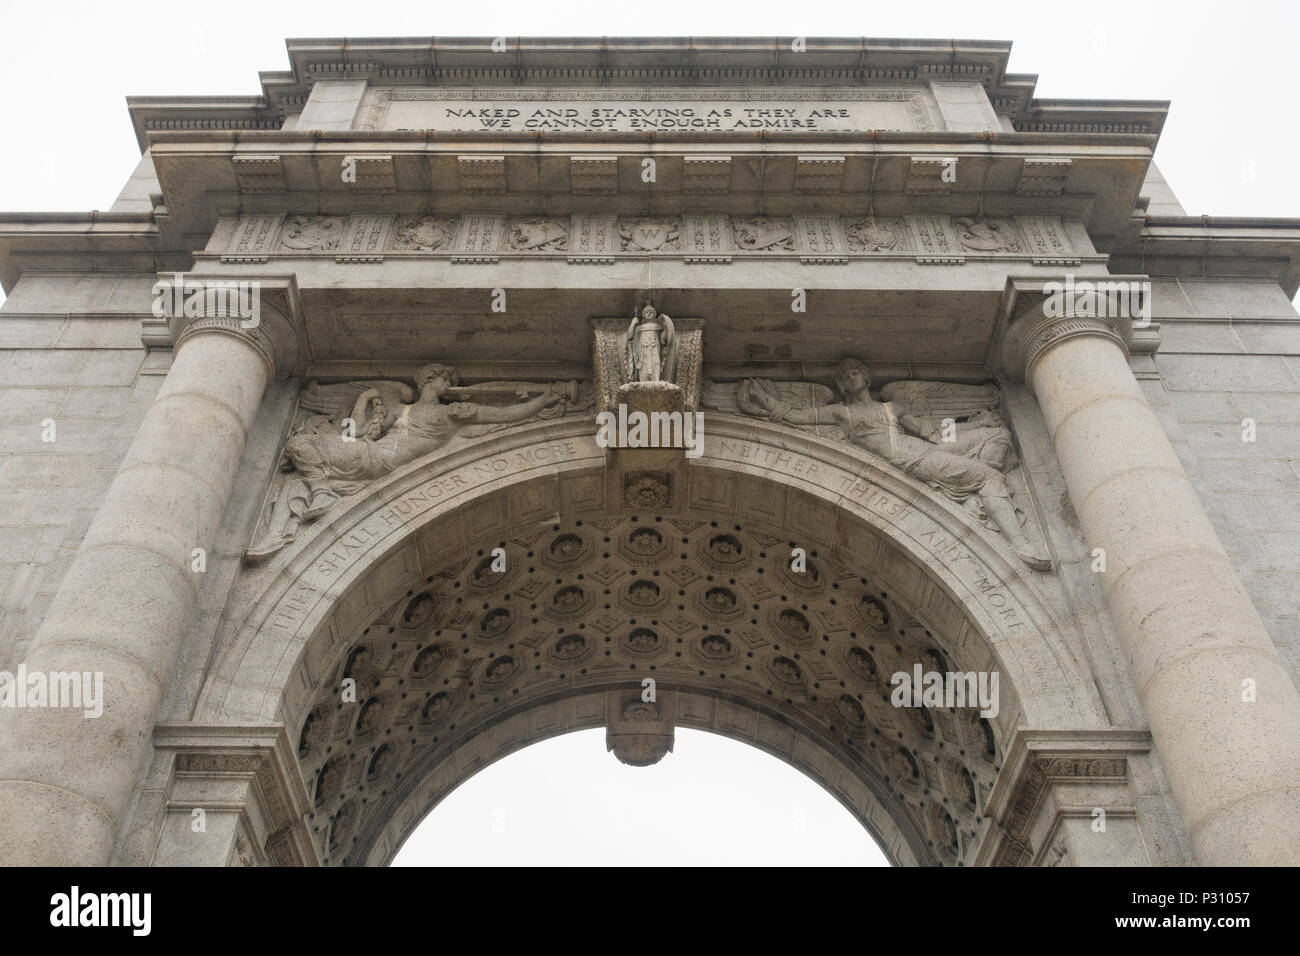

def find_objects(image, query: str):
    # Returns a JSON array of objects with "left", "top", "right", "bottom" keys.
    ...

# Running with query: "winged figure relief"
[
  {"left": 245, "top": 364, "right": 590, "bottom": 563},
  {"left": 700, "top": 378, "right": 841, "bottom": 440},
  {"left": 625, "top": 303, "right": 677, "bottom": 384},
  {"left": 702, "top": 358, "right": 1048, "bottom": 570},
  {"left": 878, "top": 380, "right": 1016, "bottom": 473}
]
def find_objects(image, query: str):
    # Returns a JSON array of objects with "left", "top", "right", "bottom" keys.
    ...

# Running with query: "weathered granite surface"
[{"left": 0, "top": 36, "right": 1298, "bottom": 867}]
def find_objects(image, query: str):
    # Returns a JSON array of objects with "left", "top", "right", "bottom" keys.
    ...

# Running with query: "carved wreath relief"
[
  {"left": 619, "top": 218, "right": 681, "bottom": 252},
  {"left": 392, "top": 216, "right": 457, "bottom": 251},
  {"left": 843, "top": 218, "right": 905, "bottom": 252}
]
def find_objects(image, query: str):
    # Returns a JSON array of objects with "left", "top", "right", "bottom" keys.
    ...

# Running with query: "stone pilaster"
[
  {"left": 998, "top": 278, "right": 1300, "bottom": 866},
  {"left": 976, "top": 730, "right": 1182, "bottom": 866},
  {"left": 0, "top": 279, "right": 302, "bottom": 865},
  {"left": 149, "top": 725, "right": 316, "bottom": 866}
]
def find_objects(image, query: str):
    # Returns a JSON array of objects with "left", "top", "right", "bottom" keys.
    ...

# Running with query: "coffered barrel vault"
[{"left": 1, "top": 37, "right": 1299, "bottom": 867}]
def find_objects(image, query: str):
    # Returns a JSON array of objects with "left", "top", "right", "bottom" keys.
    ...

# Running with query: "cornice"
[
  {"left": 1011, "top": 99, "right": 1168, "bottom": 135},
  {"left": 133, "top": 136, "right": 1151, "bottom": 259},
  {"left": 1112, "top": 215, "right": 1300, "bottom": 299},
  {"left": 125, "top": 37, "right": 1168, "bottom": 152}
]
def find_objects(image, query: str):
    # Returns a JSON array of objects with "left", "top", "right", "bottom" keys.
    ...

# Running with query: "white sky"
[
  {"left": 2, "top": 1, "right": 1297, "bottom": 865},
  {"left": 2, "top": 0, "right": 1297, "bottom": 220},
  {"left": 392, "top": 728, "right": 890, "bottom": 866}
]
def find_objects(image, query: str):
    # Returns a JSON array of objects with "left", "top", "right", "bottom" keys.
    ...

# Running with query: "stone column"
[
  {"left": 0, "top": 300, "right": 294, "bottom": 865},
  {"left": 1002, "top": 293, "right": 1300, "bottom": 866}
]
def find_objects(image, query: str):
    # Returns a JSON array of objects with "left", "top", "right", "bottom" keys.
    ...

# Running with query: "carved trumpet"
[{"left": 443, "top": 380, "right": 579, "bottom": 403}]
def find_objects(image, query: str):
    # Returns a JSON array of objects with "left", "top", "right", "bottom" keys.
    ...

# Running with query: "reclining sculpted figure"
[
  {"left": 715, "top": 357, "right": 1048, "bottom": 570},
  {"left": 245, "top": 362, "right": 577, "bottom": 563}
]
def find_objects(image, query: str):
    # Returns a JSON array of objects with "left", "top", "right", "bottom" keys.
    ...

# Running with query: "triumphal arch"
[{"left": 2, "top": 37, "right": 1299, "bottom": 867}]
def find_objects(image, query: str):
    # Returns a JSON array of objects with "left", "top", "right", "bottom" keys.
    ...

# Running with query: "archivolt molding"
[
  {"left": 198, "top": 415, "right": 607, "bottom": 724},
  {"left": 190, "top": 411, "right": 1107, "bottom": 866},
  {"left": 201, "top": 414, "right": 1099, "bottom": 730},
  {"left": 694, "top": 416, "right": 1100, "bottom": 725}
]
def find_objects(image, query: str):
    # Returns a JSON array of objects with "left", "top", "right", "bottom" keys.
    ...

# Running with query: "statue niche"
[
  {"left": 590, "top": 303, "right": 703, "bottom": 416},
  {"left": 245, "top": 363, "right": 590, "bottom": 563},
  {"left": 625, "top": 302, "right": 677, "bottom": 385},
  {"left": 702, "top": 358, "right": 1049, "bottom": 570}
]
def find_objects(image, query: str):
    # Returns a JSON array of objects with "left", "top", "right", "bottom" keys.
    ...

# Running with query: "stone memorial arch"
[{"left": 1, "top": 38, "right": 1299, "bottom": 867}]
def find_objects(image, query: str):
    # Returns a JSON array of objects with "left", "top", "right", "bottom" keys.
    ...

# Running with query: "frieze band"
[{"left": 218, "top": 212, "right": 1082, "bottom": 266}]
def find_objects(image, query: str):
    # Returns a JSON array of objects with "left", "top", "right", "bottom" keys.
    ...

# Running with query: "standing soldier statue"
[{"left": 625, "top": 302, "right": 677, "bottom": 384}]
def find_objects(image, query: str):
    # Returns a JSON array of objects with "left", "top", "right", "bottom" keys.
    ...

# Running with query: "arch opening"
[{"left": 390, "top": 727, "right": 893, "bottom": 866}]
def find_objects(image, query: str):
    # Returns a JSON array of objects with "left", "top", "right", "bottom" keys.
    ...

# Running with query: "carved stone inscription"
[{"left": 367, "top": 88, "right": 937, "bottom": 132}]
